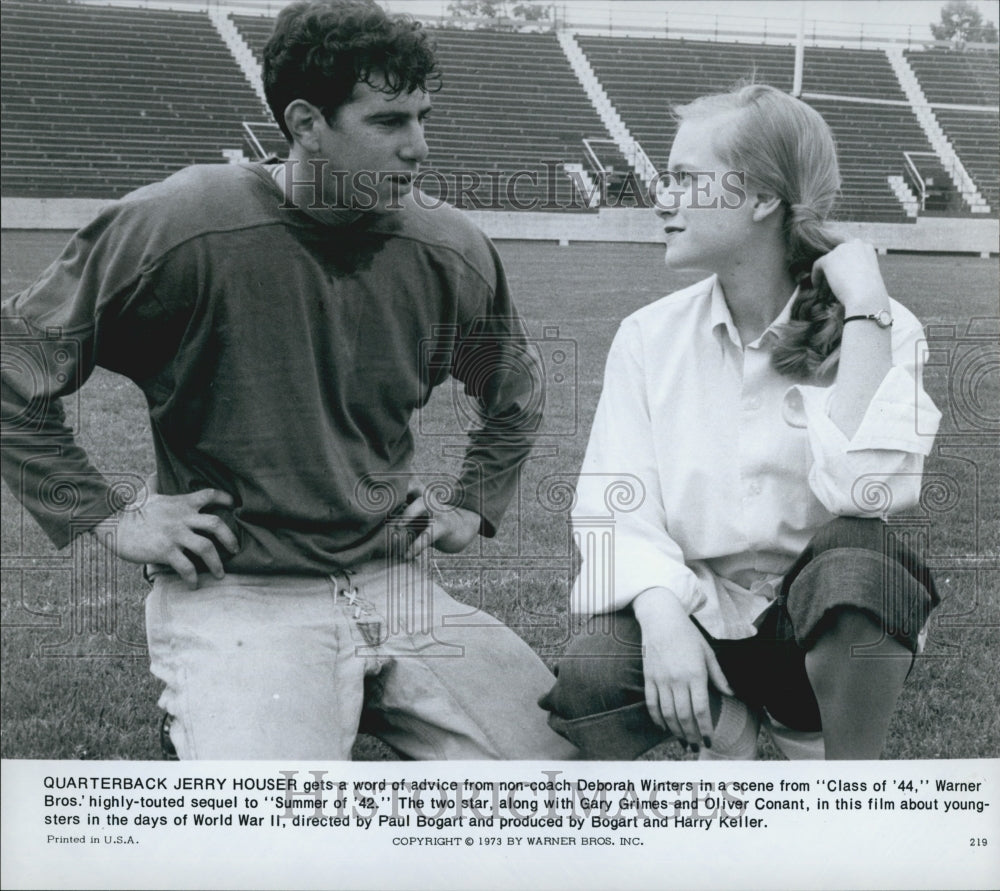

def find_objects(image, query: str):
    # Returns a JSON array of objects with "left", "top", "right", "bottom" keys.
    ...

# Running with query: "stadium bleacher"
[
  {"left": 903, "top": 48, "right": 999, "bottom": 212},
  {"left": 904, "top": 47, "right": 999, "bottom": 106},
  {"left": 1, "top": 0, "right": 997, "bottom": 221},
  {"left": 800, "top": 47, "right": 947, "bottom": 220},
  {"left": 575, "top": 35, "right": 795, "bottom": 170},
  {"left": 931, "top": 109, "right": 999, "bottom": 211},
  {"left": 1, "top": 0, "right": 265, "bottom": 198},
  {"left": 802, "top": 97, "right": 938, "bottom": 222},
  {"left": 801, "top": 45, "right": 910, "bottom": 100},
  {"left": 577, "top": 37, "right": 945, "bottom": 222}
]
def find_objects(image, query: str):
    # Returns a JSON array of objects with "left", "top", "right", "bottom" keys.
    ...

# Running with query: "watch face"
[{"left": 875, "top": 310, "right": 893, "bottom": 328}]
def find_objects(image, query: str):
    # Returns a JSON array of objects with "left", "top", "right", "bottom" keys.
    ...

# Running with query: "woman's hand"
[
  {"left": 811, "top": 240, "right": 890, "bottom": 315},
  {"left": 632, "top": 587, "right": 734, "bottom": 749}
]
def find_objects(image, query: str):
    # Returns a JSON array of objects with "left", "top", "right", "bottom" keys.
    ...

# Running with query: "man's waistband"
[{"left": 144, "top": 557, "right": 425, "bottom": 589}]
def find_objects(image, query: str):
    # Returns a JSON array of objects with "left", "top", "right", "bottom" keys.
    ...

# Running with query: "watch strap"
[{"left": 844, "top": 311, "right": 893, "bottom": 328}]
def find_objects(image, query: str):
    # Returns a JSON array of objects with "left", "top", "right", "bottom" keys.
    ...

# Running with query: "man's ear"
[
  {"left": 283, "top": 100, "right": 323, "bottom": 153},
  {"left": 751, "top": 191, "right": 783, "bottom": 223}
]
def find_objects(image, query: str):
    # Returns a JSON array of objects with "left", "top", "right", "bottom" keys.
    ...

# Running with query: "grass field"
[{"left": 2, "top": 229, "right": 998, "bottom": 761}]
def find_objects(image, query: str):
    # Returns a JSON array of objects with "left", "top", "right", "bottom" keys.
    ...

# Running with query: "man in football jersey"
[{"left": 1, "top": 0, "right": 575, "bottom": 760}]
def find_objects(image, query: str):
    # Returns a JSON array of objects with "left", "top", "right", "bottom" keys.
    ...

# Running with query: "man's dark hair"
[{"left": 263, "top": 0, "right": 441, "bottom": 141}]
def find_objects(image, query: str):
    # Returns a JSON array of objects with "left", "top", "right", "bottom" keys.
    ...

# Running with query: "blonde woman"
[{"left": 541, "top": 85, "right": 942, "bottom": 760}]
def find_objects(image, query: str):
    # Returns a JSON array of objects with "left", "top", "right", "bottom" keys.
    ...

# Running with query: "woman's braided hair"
[{"left": 675, "top": 84, "right": 845, "bottom": 379}]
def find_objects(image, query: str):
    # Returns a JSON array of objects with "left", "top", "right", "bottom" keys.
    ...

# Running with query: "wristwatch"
[{"left": 844, "top": 309, "right": 893, "bottom": 328}]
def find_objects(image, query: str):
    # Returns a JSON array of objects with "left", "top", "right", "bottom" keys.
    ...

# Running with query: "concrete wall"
[
  {"left": 3, "top": 198, "right": 116, "bottom": 231},
  {"left": 470, "top": 209, "right": 1000, "bottom": 256},
  {"left": 3, "top": 196, "right": 998, "bottom": 255}
]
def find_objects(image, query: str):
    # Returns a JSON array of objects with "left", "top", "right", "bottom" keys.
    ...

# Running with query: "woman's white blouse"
[{"left": 571, "top": 275, "right": 942, "bottom": 640}]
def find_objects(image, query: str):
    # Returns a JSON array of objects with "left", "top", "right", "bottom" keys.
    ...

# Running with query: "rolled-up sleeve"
[
  {"left": 571, "top": 321, "right": 704, "bottom": 616},
  {"left": 782, "top": 303, "right": 941, "bottom": 517}
]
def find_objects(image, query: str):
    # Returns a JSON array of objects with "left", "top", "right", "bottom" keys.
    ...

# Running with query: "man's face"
[{"left": 311, "top": 76, "right": 431, "bottom": 210}]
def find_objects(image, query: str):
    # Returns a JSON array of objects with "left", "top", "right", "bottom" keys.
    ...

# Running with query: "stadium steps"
[
  {"left": 795, "top": 92, "right": 954, "bottom": 222},
  {"left": 902, "top": 47, "right": 999, "bottom": 214},
  {"left": 210, "top": 9, "right": 269, "bottom": 111},
  {"left": 887, "top": 176, "right": 920, "bottom": 218},
  {"left": 555, "top": 31, "right": 657, "bottom": 185},
  {"left": 885, "top": 48, "right": 992, "bottom": 215},
  {"left": 417, "top": 29, "right": 634, "bottom": 210}
]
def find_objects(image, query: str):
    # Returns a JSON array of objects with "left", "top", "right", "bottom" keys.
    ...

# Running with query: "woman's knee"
[{"left": 791, "top": 517, "right": 936, "bottom": 606}]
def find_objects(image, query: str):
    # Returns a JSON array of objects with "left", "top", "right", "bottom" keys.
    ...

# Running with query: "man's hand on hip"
[
  {"left": 91, "top": 488, "right": 239, "bottom": 588},
  {"left": 399, "top": 496, "right": 480, "bottom": 560}
]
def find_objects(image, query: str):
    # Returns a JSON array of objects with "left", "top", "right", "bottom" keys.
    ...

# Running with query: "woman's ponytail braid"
[{"left": 771, "top": 201, "right": 844, "bottom": 380}]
